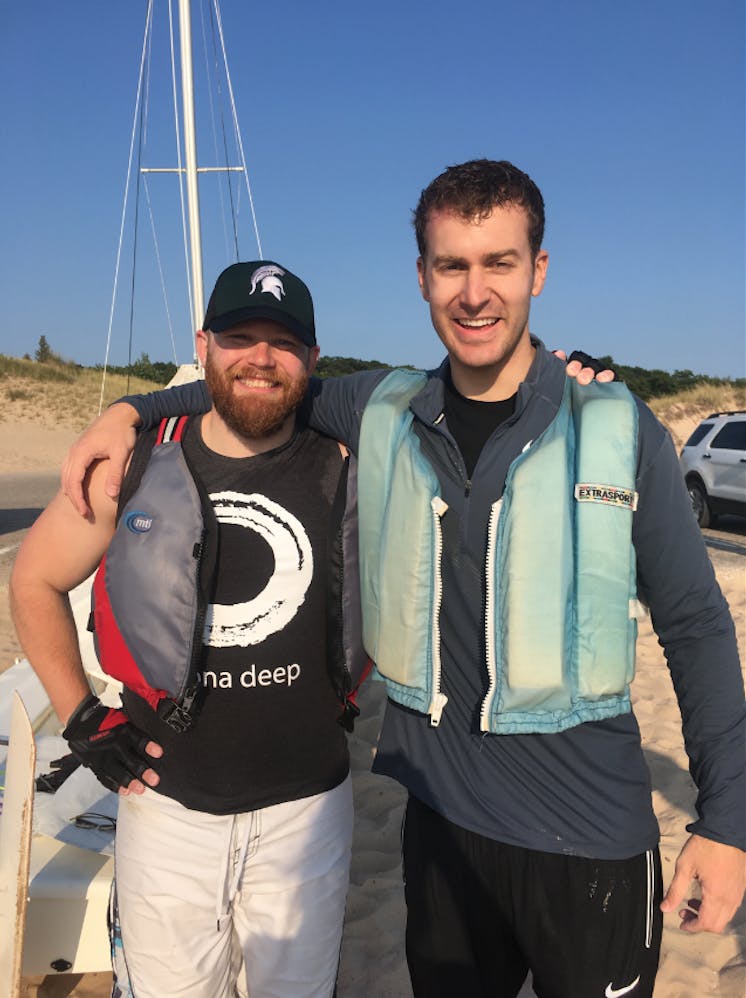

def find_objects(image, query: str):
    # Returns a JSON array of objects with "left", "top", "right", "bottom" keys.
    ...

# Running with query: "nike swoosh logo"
[{"left": 605, "top": 976, "right": 641, "bottom": 998}]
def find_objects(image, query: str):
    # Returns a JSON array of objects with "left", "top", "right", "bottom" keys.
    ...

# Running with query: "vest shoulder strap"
[
  {"left": 357, "top": 368, "right": 430, "bottom": 522},
  {"left": 156, "top": 414, "right": 189, "bottom": 444},
  {"left": 117, "top": 415, "right": 190, "bottom": 523},
  {"left": 366, "top": 368, "right": 428, "bottom": 413}
]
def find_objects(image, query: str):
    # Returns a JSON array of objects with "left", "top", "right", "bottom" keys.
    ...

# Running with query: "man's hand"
[
  {"left": 554, "top": 349, "right": 615, "bottom": 385},
  {"left": 63, "top": 693, "right": 162, "bottom": 796},
  {"left": 61, "top": 403, "right": 141, "bottom": 517},
  {"left": 660, "top": 834, "right": 746, "bottom": 934}
]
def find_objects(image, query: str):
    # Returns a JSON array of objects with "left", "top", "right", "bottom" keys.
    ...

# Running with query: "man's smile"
[
  {"left": 455, "top": 317, "right": 500, "bottom": 327},
  {"left": 452, "top": 317, "right": 502, "bottom": 333},
  {"left": 234, "top": 375, "right": 281, "bottom": 390}
]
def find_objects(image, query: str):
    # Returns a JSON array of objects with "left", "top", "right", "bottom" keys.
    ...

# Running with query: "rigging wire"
[
  {"left": 201, "top": 0, "right": 240, "bottom": 261},
  {"left": 99, "top": 0, "right": 262, "bottom": 403},
  {"left": 126, "top": 57, "right": 148, "bottom": 397},
  {"left": 212, "top": 0, "right": 263, "bottom": 259},
  {"left": 168, "top": 0, "right": 198, "bottom": 348},
  {"left": 125, "top": 3, "right": 164, "bottom": 395},
  {"left": 137, "top": 2, "right": 180, "bottom": 369},
  {"left": 98, "top": 0, "right": 154, "bottom": 415},
  {"left": 143, "top": 177, "right": 180, "bottom": 367}
]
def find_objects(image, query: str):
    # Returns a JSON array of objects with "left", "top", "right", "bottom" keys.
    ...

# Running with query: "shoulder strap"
[
  {"left": 156, "top": 414, "right": 189, "bottom": 445},
  {"left": 116, "top": 415, "right": 188, "bottom": 523}
]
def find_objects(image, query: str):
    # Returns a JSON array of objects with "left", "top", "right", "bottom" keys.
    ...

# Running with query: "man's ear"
[
  {"left": 195, "top": 329, "right": 209, "bottom": 367},
  {"left": 307, "top": 345, "right": 320, "bottom": 376},
  {"left": 531, "top": 250, "right": 549, "bottom": 298},
  {"left": 416, "top": 257, "right": 429, "bottom": 301}
]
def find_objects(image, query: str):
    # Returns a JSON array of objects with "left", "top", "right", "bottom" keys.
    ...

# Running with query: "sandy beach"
[{"left": 2, "top": 420, "right": 744, "bottom": 997}]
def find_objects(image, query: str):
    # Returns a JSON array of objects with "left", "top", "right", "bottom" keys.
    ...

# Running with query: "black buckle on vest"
[
  {"left": 157, "top": 685, "right": 200, "bottom": 733},
  {"left": 337, "top": 698, "right": 360, "bottom": 733}
]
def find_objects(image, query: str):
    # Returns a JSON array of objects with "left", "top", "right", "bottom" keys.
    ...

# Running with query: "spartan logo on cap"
[{"left": 249, "top": 264, "right": 286, "bottom": 302}]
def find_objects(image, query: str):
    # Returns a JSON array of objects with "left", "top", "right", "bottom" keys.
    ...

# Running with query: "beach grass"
[{"left": 0, "top": 356, "right": 166, "bottom": 430}]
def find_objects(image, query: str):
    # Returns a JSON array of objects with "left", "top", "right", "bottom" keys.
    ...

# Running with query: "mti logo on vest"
[{"left": 125, "top": 510, "right": 154, "bottom": 533}]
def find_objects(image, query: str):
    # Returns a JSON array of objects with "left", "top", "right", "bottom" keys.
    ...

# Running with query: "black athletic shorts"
[{"left": 403, "top": 795, "right": 662, "bottom": 998}]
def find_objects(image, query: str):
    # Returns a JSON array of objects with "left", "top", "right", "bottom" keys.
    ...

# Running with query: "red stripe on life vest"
[
  {"left": 155, "top": 414, "right": 189, "bottom": 446},
  {"left": 171, "top": 415, "right": 188, "bottom": 441},
  {"left": 92, "top": 552, "right": 168, "bottom": 713},
  {"left": 347, "top": 658, "right": 375, "bottom": 707}
]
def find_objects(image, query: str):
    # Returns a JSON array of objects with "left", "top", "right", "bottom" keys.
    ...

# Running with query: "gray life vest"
[
  {"left": 91, "top": 416, "right": 213, "bottom": 731},
  {"left": 92, "top": 416, "right": 369, "bottom": 733}
]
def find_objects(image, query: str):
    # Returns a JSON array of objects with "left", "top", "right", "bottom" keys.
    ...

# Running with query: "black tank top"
[{"left": 123, "top": 417, "right": 349, "bottom": 814}]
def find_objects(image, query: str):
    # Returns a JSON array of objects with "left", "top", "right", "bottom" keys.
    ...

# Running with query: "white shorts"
[{"left": 113, "top": 775, "right": 353, "bottom": 998}]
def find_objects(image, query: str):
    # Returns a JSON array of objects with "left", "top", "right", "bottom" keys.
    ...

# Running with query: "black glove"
[
  {"left": 36, "top": 753, "right": 82, "bottom": 793},
  {"left": 62, "top": 693, "right": 156, "bottom": 793},
  {"left": 567, "top": 350, "right": 617, "bottom": 379}
]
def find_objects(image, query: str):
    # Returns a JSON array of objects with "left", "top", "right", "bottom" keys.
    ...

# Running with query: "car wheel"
[{"left": 688, "top": 479, "right": 711, "bottom": 528}]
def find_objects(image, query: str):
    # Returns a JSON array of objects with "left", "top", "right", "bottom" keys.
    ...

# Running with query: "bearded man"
[{"left": 10, "top": 261, "right": 365, "bottom": 998}]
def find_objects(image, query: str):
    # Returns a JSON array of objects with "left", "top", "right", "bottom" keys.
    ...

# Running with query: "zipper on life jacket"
[
  {"left": 332, "top": 516, "right": 361, "bottom": 732},
  {"left": 327, "top": 451, "right": 361, "bottom": 732},
  {"left": 157, "top": 524, "right": 207, "bottom": 733},
  {"left": 479, "top": 433, "right": 537, "bottom": 732},
  {"left": 427, "top": 496, "right": 449, "bottom": 726},
  {"left": 164, "top": 422, "right": 221, "bottom": 733},
  {"left": 480, "top": 498, "right": 503, "bottom": 732}
]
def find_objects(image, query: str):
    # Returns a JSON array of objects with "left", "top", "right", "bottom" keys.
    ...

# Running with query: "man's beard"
[{"left": 204, "top": 356, "right": 309, "bottom": 440}]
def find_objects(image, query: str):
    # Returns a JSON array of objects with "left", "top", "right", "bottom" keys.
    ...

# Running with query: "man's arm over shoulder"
[
  {"left": 61, "top": 381, "right": 211, "bottom": 515},
  {"left": 119, "top": 367, "right": 389, "bottom": 452},
  {"left": 123, "top": 379, "right": 211, "bottom": 427},
  {"left": 305, "top": 369, "right": 394, "bottom": 454}
]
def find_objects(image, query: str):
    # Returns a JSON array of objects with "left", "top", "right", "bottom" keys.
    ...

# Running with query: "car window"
[
  {"left": 710, "top": 421, "right": 746, "bottom": 451},
  {"left": 684, "top": 423, "right": 714, "bottom": 447}
]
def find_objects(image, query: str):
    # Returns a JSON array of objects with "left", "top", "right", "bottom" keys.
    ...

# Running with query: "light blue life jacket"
[{"left": 356, "top": 369, "right": 642, "bottom": 734}]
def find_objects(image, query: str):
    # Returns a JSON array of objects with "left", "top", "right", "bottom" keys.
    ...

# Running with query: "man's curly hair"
[{"left": 413, "top": 159, "right": 545, "bottom": 260}]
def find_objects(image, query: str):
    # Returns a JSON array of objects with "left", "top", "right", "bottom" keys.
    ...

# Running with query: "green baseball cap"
[{"left": 203, "top": 261, "right": 316, "bottom": 346}]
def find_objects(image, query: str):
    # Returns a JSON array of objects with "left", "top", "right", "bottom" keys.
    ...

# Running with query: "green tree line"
[
  {"left": 315, "top": 356, "right": 393, "bottom": 378},
  {"left": 25, "top": 337, "right": 745, "bottom": 397},
  {"left": 102, "top": 352, "right": 178, "bottom": 385},
  {"left": 597, "top": 357, "right": 745, "bottom": 401}
]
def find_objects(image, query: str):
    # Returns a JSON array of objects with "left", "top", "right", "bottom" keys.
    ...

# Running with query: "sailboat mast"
[{"left": 178, "top": 0, "right": 205, "bottom": 332}]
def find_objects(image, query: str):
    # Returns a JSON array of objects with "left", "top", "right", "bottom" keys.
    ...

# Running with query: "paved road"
[
  {"left": 701, "top": 515, "right": 746, "bottom": 557},
  {"left": 0, "top": 472, "right": 60, "bottom": 585}
]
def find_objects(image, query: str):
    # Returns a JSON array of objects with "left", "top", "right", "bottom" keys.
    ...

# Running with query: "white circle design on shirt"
[{"left": 203, "top": 491, "right": 313, "bottom": 648}]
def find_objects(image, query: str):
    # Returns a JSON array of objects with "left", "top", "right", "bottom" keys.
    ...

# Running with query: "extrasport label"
[{"left": 574, "top": 483, "right": 638, "bottom": 511}]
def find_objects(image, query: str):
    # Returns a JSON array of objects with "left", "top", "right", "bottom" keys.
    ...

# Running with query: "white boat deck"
[{"left": 0, "top": 581, "right": 122, "bottom": 994}]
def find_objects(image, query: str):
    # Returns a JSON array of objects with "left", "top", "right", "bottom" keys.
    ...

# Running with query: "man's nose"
[
  {"left": 460, "top": 269, "right": 490, "bottom": 310},
  {"left": 245, "top": 340, "right": 275, "bottom": 366}
]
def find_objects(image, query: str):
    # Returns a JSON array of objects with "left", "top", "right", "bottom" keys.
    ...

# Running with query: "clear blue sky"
[{"left": 1, "top": 0, "right": 744, "bottom": 378}]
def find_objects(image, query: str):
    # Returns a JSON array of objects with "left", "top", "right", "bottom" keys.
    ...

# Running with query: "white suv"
[{"left": 679, "top": 411, "right": 746, "bottom": 526}]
